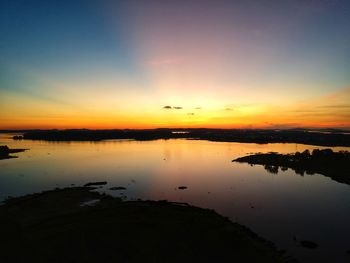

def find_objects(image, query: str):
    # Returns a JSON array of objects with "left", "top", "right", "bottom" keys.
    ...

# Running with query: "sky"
[{"left": 1, "top": 0, "right": 350, "bottom": 129}]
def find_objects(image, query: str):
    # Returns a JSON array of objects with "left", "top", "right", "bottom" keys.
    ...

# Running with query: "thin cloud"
[
  {"left": 147, "top": 57, "right": 183, "bottom": 66},
  {"left": 318, "top": 104, "right": 350, "bottom": 109},
  {"left": 173, "top": 106, "right": 182, "bottom": 109}
]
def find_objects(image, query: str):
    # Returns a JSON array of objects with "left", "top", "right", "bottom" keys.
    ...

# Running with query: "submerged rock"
[
  {"left": 80, "top": 199, "right": 100, "bottom": 207},
  {"left": 109, "top": 186, "right": 127, "bottom": 190}
]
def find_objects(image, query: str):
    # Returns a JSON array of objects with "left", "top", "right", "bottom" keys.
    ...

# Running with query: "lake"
[{"left": 1, "top": 133, "right": 350, "bottom": 262}]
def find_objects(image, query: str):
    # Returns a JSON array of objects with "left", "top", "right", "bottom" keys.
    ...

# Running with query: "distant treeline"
[{"left": 8, "top": 128, "right": 350, "bottom": 147}]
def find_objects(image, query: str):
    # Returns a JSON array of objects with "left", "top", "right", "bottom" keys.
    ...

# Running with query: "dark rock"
[
  {"left": 84, "top": 181, "right": 107, "bottom": 187},
  {"left": 0, "top": 145, "right": 10, "bottom": 151},
  {"left": 300, "top": 240, "right": 318, "bottom": 249}
]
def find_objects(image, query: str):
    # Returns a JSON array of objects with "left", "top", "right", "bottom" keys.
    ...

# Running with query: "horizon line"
[{"left": 1, "top": 127, "right": 350, "bottom": 132}]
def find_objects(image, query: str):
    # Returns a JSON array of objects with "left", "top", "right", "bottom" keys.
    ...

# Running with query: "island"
[
  {"left": 0, "top": 187, "right": 290, "bottom": 263},
  {"left": 0, "top": 145, "right": 26, "bottom": 160},
  {"left": 233, "top": 149, "right": 350, "bottom": 185}
]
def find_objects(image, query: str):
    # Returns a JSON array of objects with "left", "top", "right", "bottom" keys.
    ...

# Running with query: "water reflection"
[
  {"left": 0, "top": 134, "right": 350, "bottom": 262},
  {"left": 264, "top": 164, "right": 279, "bottom": 174}
]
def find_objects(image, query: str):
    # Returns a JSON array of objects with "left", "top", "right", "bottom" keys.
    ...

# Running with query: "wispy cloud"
[
  {"left": 147, "top": 57, "right": 184, "bottom": 67},
  {"left": 317, "top": 104, "right": 350, "bottom": 109}
]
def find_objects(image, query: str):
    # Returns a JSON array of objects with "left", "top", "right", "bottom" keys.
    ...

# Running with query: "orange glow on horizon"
[{"left": 1, "top": 86, "right": 349, "bottom": 130}]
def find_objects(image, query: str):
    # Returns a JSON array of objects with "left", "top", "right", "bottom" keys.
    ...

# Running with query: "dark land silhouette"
[
  {"left": 233, "top": 149, "right": 350, "bottom": 185},
  {"left": 6, "top": 128, "right": 350, "bottom": 147},
  {"left": 0, "top": 145, "right": 26, "bottom": 160},
  {"left": 0, "top": 187, "right": 290, "bottom": 263}
]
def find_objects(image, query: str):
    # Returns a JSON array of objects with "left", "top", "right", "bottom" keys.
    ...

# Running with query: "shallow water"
[{"left": 1, "top": 133, "right": 350, "bottom": 262}]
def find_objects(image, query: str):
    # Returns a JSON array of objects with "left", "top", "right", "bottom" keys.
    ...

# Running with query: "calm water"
[{"left": 1, "top": 133, "right": 350, "bottom": 262}]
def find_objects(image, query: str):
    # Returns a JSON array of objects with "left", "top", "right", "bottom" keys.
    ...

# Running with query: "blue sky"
[{"left": 1, "top": 0, "right": 350, "bottom": 129}]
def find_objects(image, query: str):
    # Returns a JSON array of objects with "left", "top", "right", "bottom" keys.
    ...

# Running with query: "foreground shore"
[{"left": 0, "top": 187, "right": 290, "bottom": 263}]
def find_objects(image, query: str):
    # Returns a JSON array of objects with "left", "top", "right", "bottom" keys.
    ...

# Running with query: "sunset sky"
[{"left": 1, "top": 0, "right": 350, "bottom": 129}]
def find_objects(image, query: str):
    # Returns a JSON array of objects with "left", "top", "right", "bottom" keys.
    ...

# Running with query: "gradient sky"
[{"left": 1, "top": 0, "right": 350, "bottom": 129}]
